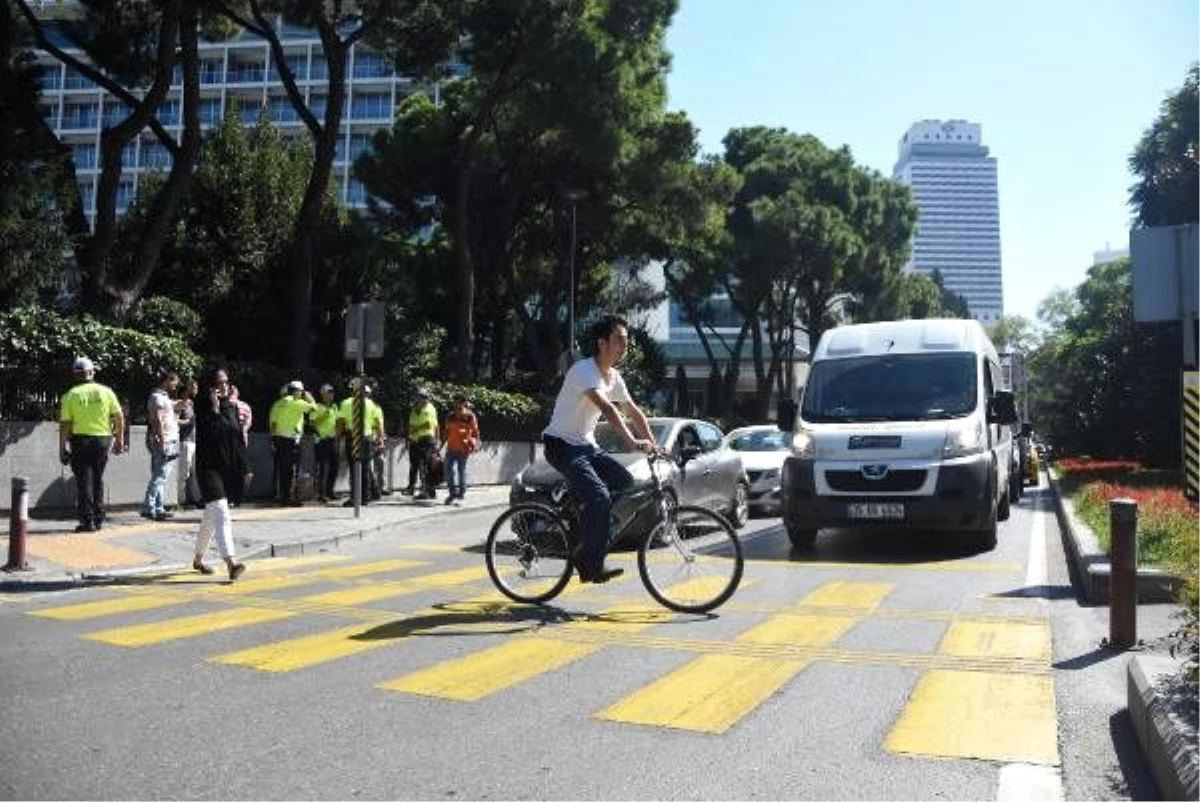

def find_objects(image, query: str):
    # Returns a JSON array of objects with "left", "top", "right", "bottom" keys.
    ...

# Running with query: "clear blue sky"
[{"left": 664, "top": 0, "right": 1199, "bottom": 322}]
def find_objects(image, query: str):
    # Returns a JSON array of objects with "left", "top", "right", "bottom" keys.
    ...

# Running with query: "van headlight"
[
  {"left": 943, "top": 420, "right": 985, "bottom": 458},
  {"left": 792, "top": 428, "right": 815, "bottom": 459}
]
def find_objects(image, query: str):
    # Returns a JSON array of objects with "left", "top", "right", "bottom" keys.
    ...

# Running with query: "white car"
[{"left": 723, "top": 425, "right": 792, "bottom": 516}]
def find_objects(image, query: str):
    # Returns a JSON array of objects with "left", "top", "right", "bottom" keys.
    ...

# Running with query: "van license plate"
[{"left": 848, "top": 503, "right": 904, "bottom": 520}]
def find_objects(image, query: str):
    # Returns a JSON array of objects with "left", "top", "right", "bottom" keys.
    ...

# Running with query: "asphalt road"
[{"left": 0, "top": 485, "right": 1168, "bottom": 800}]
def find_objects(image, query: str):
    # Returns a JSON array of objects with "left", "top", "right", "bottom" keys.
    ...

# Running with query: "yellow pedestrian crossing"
[
  {"left": 84, "top": 607, "right": 296, "bottom": 647},
  {"left": 25, "top": 553, "right": 1058, "bottom": 762}
]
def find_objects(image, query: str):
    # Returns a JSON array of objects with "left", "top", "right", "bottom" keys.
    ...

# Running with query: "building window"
[
  {"left": 350, "top": 92, "right": 390, "bottom": 120},
  {"left": 62, "top": 102, "right": 98, "bottom": 129},
  {"left": 156, "top": 99, "right": 180, "bottom": 126},
  {"left": 73, "top": 143, "right": 97, "bottom": 169},
  {"left": 63, "top": 68, "right": 93, "bottom": 90},
  {"left": 115, "top": 180, "right": 135, "bottom": 211}
]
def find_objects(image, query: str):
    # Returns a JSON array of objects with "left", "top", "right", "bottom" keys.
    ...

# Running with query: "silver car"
[
  {"left": 723, "top": 425, "right": 791, "bottom": 516},
  {"left": 510, "top": 417, "right": 750, "bottom": 544}
]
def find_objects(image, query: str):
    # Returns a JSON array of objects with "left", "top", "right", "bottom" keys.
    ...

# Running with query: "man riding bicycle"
[{"left": 542, "top": 315, "right": 658, "bottom": 584}]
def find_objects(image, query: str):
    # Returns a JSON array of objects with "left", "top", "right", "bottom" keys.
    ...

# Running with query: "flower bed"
[{"left": 1055, "top": 458, "right": 1197, "bottom": 569}]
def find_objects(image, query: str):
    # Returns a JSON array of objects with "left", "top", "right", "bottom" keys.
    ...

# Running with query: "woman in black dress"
[{"left": 191, "top": 366, "right": 247, "bottom": 580}]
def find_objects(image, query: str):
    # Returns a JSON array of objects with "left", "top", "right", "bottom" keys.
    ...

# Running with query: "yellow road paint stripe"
[
  {"left": 797, "top": 581, "right": 892, "bottom": 610},
  {"left": 736, "top": 612, "right": 858, "bottom": 646},
  {"left": 598, "top": 654, "right": 807, "bottom": 733},
  {"left": 597, "top": 609, "right": 854, "bottom": 733},
  {"left": 30, "top": 594, "right": 190, "bottom": 621},
  {"left": 211, "top": 621, "right": 391, "bottom": 671},
  {"left": 84, "top": 607, "right": 295, "bottom": 646},
  {"left": 213, "top": 558, "right": 426, "bottom": 595},
  {"left": 394, "top": 544, "right": 465, "bottom": 553},
  {"left": 885, "top": 669, "right": 1059, "bottom": 765},
  {"left": 938, "top": 620, "right": 1051, "bottom": 663},
  {"left": 378, "top": 638, "right": 603, "bottom": 701}
]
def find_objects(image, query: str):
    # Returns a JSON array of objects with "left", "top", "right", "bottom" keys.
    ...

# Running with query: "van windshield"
[{"left": 801, "top": 352, "right": 978, "bottom": 422}]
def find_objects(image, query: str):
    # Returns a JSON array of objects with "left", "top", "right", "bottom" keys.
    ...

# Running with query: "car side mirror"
[
  {"left": 777, "top": 398, "right": 797, "bottom": 432},
  {"left": 677, "top": 444, "right": 702, "bottom": 464},
  {"left": 988, "top": 391, "right": 1018, "bottom": 425}
]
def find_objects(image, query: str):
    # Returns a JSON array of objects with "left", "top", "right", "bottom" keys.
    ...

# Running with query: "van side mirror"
[
  {"left": 1020, "top": 421, "right": 1033, "bottom": 438},
  {"left": 777, "top": 398, "right": 797, "bottom": 432},
  {"left": 989, "top": 391, "right": 1018, "bottom": 425},
  {"left": 677, "top": 445, "right": 702, "bottom": 464}
]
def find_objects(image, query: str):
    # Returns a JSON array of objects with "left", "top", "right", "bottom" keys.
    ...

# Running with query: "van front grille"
[{"left": 825, "top": 469, "right": 926, "bottom": 492}]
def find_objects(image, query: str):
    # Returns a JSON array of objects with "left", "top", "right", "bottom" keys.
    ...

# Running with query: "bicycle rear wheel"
[
  {"left": 638, "top": 504, "right": 743, "bottom": 613},
  {"left": 485, "top": 503, "right": 574, "bottom": 604}
]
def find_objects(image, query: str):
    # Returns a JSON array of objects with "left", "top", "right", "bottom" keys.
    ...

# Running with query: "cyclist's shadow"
[{"left": 350, "top": 599, "right": 577, "bottom": 641}]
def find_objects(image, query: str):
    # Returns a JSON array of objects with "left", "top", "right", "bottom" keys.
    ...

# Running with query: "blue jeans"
[
  {"left": 446, "top": 450, "right": 469, "bottom": 499},
  {"left": 142, "top": 440, "right": 176, "bottom": 516},
  {"left": 542, "top": 435, "right": 634, "bottom": 576}
]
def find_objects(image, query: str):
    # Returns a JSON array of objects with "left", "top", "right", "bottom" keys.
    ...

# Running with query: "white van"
[{"left": 778, "top": 318, "right": 1018, "bottom": 551}]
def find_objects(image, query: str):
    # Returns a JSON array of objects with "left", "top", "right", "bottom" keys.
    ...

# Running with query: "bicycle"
[{"left": 484, "top": 451, "right": 744, "bottom": 613}]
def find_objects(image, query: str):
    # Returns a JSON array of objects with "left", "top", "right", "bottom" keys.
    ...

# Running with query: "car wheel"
[
  {"left": 726, "top": 481, "right": 749, "bottom": 529},
  {"left": 785, "top": 518, "right": 817, "bottom": 550},
  {"left": 975, "top": 476, "right": 998, "bottom": 551}
]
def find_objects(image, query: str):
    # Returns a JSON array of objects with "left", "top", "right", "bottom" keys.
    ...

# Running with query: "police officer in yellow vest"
[
  {"left": 58, "top": 356, "right": 126, "bottom": 532},
  {"left": 311, "top": 383, "right": 341, "bottom": 502},
  {"left": 405, "top": 387, "right": 440, "bottom": 499},
  {"left": 337, "top": 381, "right": 384, "bottom": 506},
  {"left": 270, "top": 380, "right": 316, "bottom": 506}
]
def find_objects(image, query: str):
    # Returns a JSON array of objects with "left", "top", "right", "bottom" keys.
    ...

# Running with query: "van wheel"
[
  {"left": 785, "top": 519, "right": 817, "bottom": 550},
  {"left": 976, "top": 495, "right": 998, "bottom": 551}
]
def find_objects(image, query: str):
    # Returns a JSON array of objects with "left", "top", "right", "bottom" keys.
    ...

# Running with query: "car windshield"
[
  {"left": 595, "top": 421, "right": 672, "bottom": 453},
  {"left": 801, "top": 352, "right": 978, "bottom": 422},
  {"left": 727, "top": 429, "right": 790, "bottom": 451}
]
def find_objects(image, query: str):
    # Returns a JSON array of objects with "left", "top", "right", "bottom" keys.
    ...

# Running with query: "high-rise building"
[
  {"left": 892, "top": 119, "right": 1003, "bottom": 323},
  {"left": 28, "top": 3, "right": 428, "bottom": 219}
]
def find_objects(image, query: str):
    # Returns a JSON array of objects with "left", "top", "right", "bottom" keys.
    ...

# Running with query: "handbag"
[{"left": 427, "top": 451, "right": 445, "bottom": 486}]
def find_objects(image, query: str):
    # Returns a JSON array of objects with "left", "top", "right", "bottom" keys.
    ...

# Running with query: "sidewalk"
[{"left": 0, "top": 486, "right": 511, "bottom": 587}]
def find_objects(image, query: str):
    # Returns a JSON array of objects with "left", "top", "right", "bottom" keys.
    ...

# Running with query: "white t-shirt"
[
  {"left": 148, "top": 388, "right": 179, "bottom": 443},
  {"left": 543, "top": 357, "right": 631, "bottom": 446}
]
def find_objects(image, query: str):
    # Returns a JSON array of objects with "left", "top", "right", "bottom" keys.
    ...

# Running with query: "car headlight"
[
  {"left": 791, "top": 428, "right": 815, "bottom": 459},
  {"left": 943, "top": 420, "right": 985, "bottom": 458}
]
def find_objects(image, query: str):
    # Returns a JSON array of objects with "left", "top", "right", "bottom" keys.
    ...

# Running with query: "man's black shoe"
[
  {"left": 153, "top": 511, "right": 174, "bottom": 521},
  {"left": 577, "top": 566, "right": 624, "bottom": 584}
]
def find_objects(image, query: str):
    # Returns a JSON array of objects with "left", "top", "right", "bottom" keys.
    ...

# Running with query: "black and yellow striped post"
[
  {"left": 350, "top": 380, "right": 366, "bottom": 513},
  {"left": 1185, "top": 371, "right": 1198, "bottom": 500}
]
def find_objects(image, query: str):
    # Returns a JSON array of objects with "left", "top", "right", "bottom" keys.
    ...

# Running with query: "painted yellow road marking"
[
  {"left": 379, "top": 638, "right": 603, "bottom": 701},
  {"left": 596, "top": 606, "right": 860, "bottom": 733},
  {"left": 213, "top": 558, "right": 427, "bottom": 595},
  {"left": 938, "top": 619, "right": 1051, "bottom": 663},
  {"left": 18, "top": 535, "right": 153, "bottom": 570},
  {"left": 84, "top": 607, "right": 295, "bottom": 646},
  {"left": 599, "top": 654, "right": 806, "bottom": 733},
  {"left": 30, "top": 594, "right": 190, "bottom": 621},
  {"left": 797, "top": 581, "right": 892, "bottom": 610},
  {"left": 378, "top": 599, "right": 665, "bottom": 699},
  {"left": 884, "top": 669, "right": 1059, "bottom": 765},
  {"left": 211, "top": 590, "right": 531, "bottom": 672},
  {"left": 211, "top": 621, "right": 391, "bottom": 671}
]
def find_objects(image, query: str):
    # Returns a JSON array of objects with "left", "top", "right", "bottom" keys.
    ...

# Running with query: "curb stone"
[{"left": 1128, "top": 655, "right": 1199, "bottom": 802}]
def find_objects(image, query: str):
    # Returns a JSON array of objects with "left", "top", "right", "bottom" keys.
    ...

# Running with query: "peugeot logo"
[{"left": 861, "top": 464, "right": 890, "bottom": 480}]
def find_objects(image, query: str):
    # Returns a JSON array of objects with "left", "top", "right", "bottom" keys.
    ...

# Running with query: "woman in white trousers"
[{"left": 192, "top": 366, "right": 246, "bottom": 580}]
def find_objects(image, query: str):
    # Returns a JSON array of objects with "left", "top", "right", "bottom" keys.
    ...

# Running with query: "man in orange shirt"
[{"left": 441, "top": 394, "right": 480, "bottom": 505}]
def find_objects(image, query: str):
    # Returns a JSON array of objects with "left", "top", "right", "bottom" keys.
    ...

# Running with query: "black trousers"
[
  {"left": 315, "top": 438, "right": 339, "bottom": 499},
  {"left": 272, "top": 436, "right": 300, "bottom": 501},
  {"left": 344, "top": 436, "right": 378, "bottom": 502},
  {"left": 407, "top": 439, "right": 436, "bottom": 495},
  {"left": 69, "top": 435, "right": 111, "bottom": 526}
]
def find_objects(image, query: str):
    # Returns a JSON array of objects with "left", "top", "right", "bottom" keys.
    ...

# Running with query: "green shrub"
[
  {"left": 0, "top": 306, "right": 202, "bottom": 422},
  {"left": 129, "top": 296, "right": 206, "bottom": 349}
]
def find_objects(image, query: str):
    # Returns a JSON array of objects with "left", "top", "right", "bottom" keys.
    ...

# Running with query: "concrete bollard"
[
  {"left": 1108, "top": 498, "right": 1138, "bottom": 648},
  {"left": 4, "top": 477, "right": 31, "bottom": 572}
]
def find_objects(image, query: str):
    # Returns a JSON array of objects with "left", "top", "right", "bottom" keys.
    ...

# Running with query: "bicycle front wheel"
[
  {"left": 485, "top": 503, "right": 574, "bottom": 604},
  {"left": 638, "top": 504, "right": 743, "bottom": 613}
]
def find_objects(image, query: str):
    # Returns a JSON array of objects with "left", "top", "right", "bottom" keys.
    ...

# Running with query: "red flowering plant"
[{"left": 1056, "top": 457, "right": 1198, "bottom": 681}]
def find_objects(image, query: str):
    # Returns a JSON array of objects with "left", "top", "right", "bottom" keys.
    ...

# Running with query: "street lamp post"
[{"left": 564, "top": 188, "right": 587, "bottom": 361}]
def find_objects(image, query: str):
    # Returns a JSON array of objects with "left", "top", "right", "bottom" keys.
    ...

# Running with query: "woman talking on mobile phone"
[{"left": 191, "top": 365, "right": 247, "bottom": 580}]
